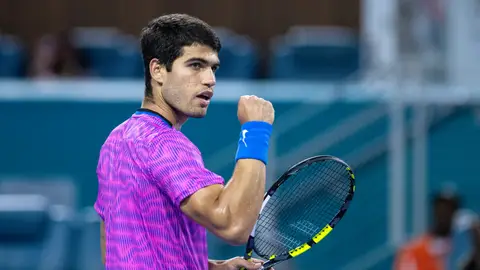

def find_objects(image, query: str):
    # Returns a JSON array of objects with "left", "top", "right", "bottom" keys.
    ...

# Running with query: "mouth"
[{"left": 196, "top": 91, "right": 213, "bottom": 101}]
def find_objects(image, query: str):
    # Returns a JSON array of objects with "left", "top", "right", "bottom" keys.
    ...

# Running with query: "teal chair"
[
  {"left": 0, "top": 195, "right": 73, "bottom": 269},
  {"left": 0, "top": 35, "right": 25, "bottom": 77},
  {"left": 269, "top": 26, "right": 360, "bottom": 81}
]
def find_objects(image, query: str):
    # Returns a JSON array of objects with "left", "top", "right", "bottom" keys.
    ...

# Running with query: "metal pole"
[
  {"left": 389, "top": 96, "right": 406, "bottom": 247},
  {"left": 412, "top": 98, "right": 428, "bottom": 236}
]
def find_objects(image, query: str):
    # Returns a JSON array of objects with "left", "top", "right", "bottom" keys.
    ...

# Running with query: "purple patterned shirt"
[{"left": 94, "top": 109, "right": 224, "bottom": 270}]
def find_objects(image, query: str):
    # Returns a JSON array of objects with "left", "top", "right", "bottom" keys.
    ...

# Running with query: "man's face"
[{"left": 159, "top": 44, "right": 220, "bottom": 119}]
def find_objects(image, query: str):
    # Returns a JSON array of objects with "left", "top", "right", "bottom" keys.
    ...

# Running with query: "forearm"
[
  {"left": 213, "top": 121, "right": 271, "bottom": 240},
  {"left": 180, "top": 121, "right": 272, "bottom": 245},
  {"left": 217, "top": 159, "right": 266, "bottom": 235}
]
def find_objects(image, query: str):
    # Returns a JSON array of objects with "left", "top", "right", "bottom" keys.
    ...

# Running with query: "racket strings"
[{"left": 254, "top": 160, "right": 352, "bottom": 257}]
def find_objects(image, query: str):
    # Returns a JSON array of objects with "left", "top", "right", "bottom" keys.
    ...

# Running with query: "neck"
[{"left": 141, "top": 98, "right": 187, "bottom": 130}]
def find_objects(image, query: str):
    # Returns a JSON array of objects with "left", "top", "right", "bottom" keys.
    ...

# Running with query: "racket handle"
[
  {"left": 241, "top": 264, "right": 268, "bottom": 270},
  {"left": 239, "top": 267, "right": 264, "bottom": 270}
]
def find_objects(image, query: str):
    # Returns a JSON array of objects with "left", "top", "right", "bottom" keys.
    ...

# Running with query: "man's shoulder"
[
  {"left": 150, "top": 129, "right": 201, "bottom": 158},
  {"left": 103, "top": 115, "right": 178, "bottom": 145},
  {"left": 100, "top": 116, "right": 201, "bottom": 163},
  {"left": 132, "top": 115, "right": 195, "bottom": 148}
]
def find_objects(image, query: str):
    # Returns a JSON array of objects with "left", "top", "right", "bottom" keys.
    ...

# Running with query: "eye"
[
  {"left": 212, "top": 65, "right": 219, "bottom": 73},
  {"left": 190, "top": 62, "right": 202, "bottom": 70}
]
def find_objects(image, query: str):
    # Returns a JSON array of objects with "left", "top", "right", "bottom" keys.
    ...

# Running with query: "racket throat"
[{"left": 262, "top": 253, "right": 291, "bottom": 269}]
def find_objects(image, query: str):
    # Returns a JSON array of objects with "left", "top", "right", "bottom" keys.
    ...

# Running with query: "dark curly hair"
[{"left": 140, "top": 14, "right": 222, "bottom": 98}]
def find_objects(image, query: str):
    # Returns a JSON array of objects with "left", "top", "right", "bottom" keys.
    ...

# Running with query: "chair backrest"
[
  {"left": 0, "top": 176, "right": 77, "bottom": 208},
  {"left": 0, "top": 194, "right": 50, "bottom": 269},
  {"left": 0, "top": 35, "right": 25, "bottom": 78},
  {"left": 72, "top": 27, "right": 141, "bottom": 78},
  {"left": 269, "top": 26, "right": 361, "bottom": 81},
  {"left": 0, "top": 177, "right": 77, "bottom": 269},
  {"left": 213, "top": 27, "right": 259, "bottom": 79}
]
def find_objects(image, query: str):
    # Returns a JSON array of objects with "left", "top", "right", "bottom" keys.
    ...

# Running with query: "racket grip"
[
  {"left": 239, "top": 257, "right": 252, "bottom": 270},
  {"left": 240, "top": 266, "right": 266, "bottom": 270},
  {"left": 239, "top": 258, "right": 251, "bottom": 270}
]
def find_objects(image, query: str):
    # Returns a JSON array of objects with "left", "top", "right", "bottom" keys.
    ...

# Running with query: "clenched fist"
[{"left": 237, "top": 95, "right": 275, "bottom": 125}]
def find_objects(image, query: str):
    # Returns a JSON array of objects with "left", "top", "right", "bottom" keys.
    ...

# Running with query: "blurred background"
[{"left": 1, "top": 0, "right": 480, "bottom": 269}]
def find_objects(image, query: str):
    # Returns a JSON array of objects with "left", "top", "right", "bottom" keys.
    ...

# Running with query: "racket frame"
[{"left": 242, "top": 155, "right": 356, "bottom": 269}]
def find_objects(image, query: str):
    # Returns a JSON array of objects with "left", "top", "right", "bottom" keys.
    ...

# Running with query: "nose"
[{"left": 202, "top": 68, "right": 216, "bottom": 88}]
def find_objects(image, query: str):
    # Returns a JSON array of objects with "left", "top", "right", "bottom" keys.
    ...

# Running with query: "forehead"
[{"left": 178, "top": 44, "right": 219, "bottom": 63}]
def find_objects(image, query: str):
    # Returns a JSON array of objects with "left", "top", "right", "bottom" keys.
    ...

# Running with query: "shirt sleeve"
[{"left": 145, "top": 134, "right": 225, "bottom": 207}]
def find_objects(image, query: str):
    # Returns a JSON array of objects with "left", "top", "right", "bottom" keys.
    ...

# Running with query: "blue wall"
[{"left": 1, "top": 82, "right": 480, "bottom": 269}]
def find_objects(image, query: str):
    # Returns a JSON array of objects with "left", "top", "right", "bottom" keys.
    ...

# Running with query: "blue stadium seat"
[
  {"left": 0, "top": 35, "right": 25, "bottom": 77},
  {"left": 0, "top": 195, "right": 73, "bottom": 269},
  {"left": 0, "top": 178, "right": 78, "bottom": 269},
  {"left": 72, "top": 27, "right": 141, "bottom": 78},
  {"left": 269, "top": 26, "right": 361, "bottom": 81},
  {"left": 213, "top": 27, "right": 259, "bottom": 79},
  {"left": 73, "top": 27, "right": 258, "bottom": 79}
]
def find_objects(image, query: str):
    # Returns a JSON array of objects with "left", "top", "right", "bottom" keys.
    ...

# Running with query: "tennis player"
[{"left": 94, "top": 14, "right": 275, "bottom": 270}]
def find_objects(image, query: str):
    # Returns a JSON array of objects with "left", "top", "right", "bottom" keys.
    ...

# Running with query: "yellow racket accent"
[
  {"left": 240, "top": 156, "right": 355, "bottom": 269},
  {"left": 313, "top": 224, "right": 333, "bottom": 243},
  {"left": 288, "top": 224, "right": 333, "bottom": 258},
  {"left": 346, "top": 167, "right": 355, "bottom": 179},
  {"left": 288, "top": 242, "right": 312, "bottom": 257},
  {"left": 347, "top": 167, "right": 356, "bottom": 191}
]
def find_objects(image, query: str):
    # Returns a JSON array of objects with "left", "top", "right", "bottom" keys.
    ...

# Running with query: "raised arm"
[
  {"left": 181, "top": 159, "right": 266, "bottom": 245},
  {"left": 180, "top": 95, "right": 274, "bottom": 245}
]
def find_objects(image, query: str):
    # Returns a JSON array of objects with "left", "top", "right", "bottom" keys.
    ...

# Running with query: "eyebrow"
[{"left": 185, "top": 57, "right": 220, "bottom": 68}]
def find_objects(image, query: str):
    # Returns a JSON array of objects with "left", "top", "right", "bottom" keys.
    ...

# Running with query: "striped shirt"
[{"left": 94, "top": 108, "right": 224, "bottom": 269}]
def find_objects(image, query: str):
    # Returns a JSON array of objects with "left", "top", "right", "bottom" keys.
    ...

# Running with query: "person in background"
[
  {"left": 460, "top": 220, "right": 480, "bottom": 270},
  {"left": 394, "top": 191, "right": 460, "bottom": 270},
  {"left": 30, "top": 29, "right": 85, "bottom": 78}
]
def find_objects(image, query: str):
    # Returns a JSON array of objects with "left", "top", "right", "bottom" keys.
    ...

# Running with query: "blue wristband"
[{"left": 235, "top": 121, "right": 273, "bottom": 165}]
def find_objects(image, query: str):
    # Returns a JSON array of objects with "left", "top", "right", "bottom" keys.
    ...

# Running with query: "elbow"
[
  {"left": 210, "top": 208, "right": 254, "bottom": 245},
  {"left": 221, "top": 225, "right": 251, "bottom": 246}
]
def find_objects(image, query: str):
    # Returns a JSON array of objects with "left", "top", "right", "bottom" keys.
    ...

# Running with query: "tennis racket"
[{"left": 240, "top": 155, "right": 356, "bottom": 270}]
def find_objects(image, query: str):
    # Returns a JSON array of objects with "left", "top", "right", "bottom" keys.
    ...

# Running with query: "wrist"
[
  {"left": 235, "top": 121, "right": 273, "bottom": 165},
  {"left": 208, "top": 259, "right": 224, "bottom": 270}
]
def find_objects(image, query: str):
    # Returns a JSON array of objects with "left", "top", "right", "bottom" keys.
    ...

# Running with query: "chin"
[
  {"left": 189, "top": 114, "right": 206, "bottom": 119},
  {"left": 188, "top": 110, "right": 208, "bottom": 118}
]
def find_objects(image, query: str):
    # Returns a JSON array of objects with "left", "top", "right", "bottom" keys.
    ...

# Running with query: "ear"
[{"left": 149, "top": 58, "right": 167, "bottom": 85}]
